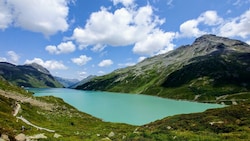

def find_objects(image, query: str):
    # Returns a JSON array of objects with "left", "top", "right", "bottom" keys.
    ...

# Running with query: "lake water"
[{"left": 30, "top": 88, "right": 224, "bottom": 125}]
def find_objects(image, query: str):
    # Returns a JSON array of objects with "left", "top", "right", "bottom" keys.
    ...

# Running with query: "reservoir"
[{"left": 30, "top": 88, "right": 224, "bottom": 125}]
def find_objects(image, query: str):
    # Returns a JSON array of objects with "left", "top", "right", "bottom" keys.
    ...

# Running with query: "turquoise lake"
[{"left": 30, "top": 88, "right": 224, "bottom": 125}]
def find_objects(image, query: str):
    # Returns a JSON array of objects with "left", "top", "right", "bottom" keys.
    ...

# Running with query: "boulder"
[
  {"left": 1, "top": 134, "right": 10, "bottom": 141},
  {"left": 53, "top": 133, "right": 62, "bottom": 138},
  {"left": 15, "top": 133, "right": 26, "bottom": 141},
  {"left": 108, "top": 131, "right": 115, "bottom": 137}
]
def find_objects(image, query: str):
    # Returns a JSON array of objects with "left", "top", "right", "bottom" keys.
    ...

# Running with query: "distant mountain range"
[
  {"left": 54, "top": 76, "right": 79, "bottom": 88},
  {"left": 0, "top": 62, "right": 63, "bottom": 88},
  {"left": 76, "top": 34, "right": 250, "bottom": 103},
  {"left": 69, "top": 75, "right": 96, "bottom": 89}
]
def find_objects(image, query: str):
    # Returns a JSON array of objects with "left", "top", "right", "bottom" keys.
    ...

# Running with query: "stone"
[
  {"left": 28, "top": 133, "right": 47, "bottom": 140},
  {"left": 53, "top": 133, "right": 62, "bottom": 138},
  {"left": 1, "top": 134, "right": 10, "bottom": 141},
  {"left": 101, "top": 137, "right": 112, "bottom": 141},
  {"left": 15, "top": 133, "right": 26, "bottom": 141},
  {"left": 108, "top": 131, "right": 115, "bottom": 137}
]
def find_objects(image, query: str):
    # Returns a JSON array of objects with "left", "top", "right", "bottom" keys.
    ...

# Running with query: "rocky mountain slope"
[
  {"left": 76, "top": 35, "right": 250, "bottom": 103},
  {"left": 0, "top": 62, "right": 63, "bottom": 88}
]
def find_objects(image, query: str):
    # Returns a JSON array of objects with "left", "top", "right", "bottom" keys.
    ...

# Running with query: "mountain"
[
  {"left": 76, "top": 34, "right": 250, "bottom": 103},
  {"left": 69, "top": 75, "right": 97, "bottom": 88},
  {"left": 0, "top": 62, "right": 63, "bottom": 88},
  {"left": 54, "top": 76, "right": 79, "bottom": 88}
]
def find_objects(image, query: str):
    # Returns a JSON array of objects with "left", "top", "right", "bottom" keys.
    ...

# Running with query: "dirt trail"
[
  {"left": 17, "top": 116, "right": 55, "bottom": 132},
  {"left": 0, "top": 89, "right": 56, "bottom": 133},
  {"left": 0, "top": 89, "right": 53, "bottom": 111}
]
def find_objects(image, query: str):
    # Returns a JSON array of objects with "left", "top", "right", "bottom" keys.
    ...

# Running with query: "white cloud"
[
  {"left": 91, "top": 44, "right": 106, "bottom": 52},
  {"left": 0, "top": 0, "right": 70, "bottom": 36},
  {"left": 179, "top": 19, "right": 204, "bottom": 38},
  {"left": 0, "top": 0, "right": 12, "bottom": 30},
  {"left": 0, "top": 57, "right": 7, "bottom": 62},
  {"left": 71, "top": 55, "right": 92, "bottom": 66},
  {"left": 133, "top": 30, "right": 176, "bottom": 55},
  {"left": 7, "top": 51, "right": 19, "bottom": 64},
  {"left": 46, "top": 41, "right": 76, "bottom": 54},
  {"left": 246, "top": 40, "right": 250, "bottom": 45},
  {"left": 72, "top": 5, "right": 164, "bottom": 50},
  {"left": 24, "top": 58, "right": 67, "bottom": 70},
  {"left": 78, "top": 71, "right": 87, "bottom": 78},
  {"left": 137, "top": 56, "right": 146, "bottom": 62},
  {"left": 98, "top": 59, "right": 113, "bottom": 67},
  {"left": 112, "top": 0, "right": 134, "bottom": 7},
  {"left": 219, "top": 9, "right": 250, "bottom": 38},
  {"left": 199, "top": 10, "right": 223, "bottom": 26},
  {"left": 179, "top": 10, "right": 222, "bottom": 38}
]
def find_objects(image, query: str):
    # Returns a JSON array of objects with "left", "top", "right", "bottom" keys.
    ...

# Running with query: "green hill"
[
  {"left": 0, "top": 62, "right": 63, "bottom": 88},
  {"left": 76, "top": 35, "right": 250, "bottom": 104}
]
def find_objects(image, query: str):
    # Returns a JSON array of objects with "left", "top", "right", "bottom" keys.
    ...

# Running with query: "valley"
[{"left": 0, "top": 35, "right": 250, "bottom": 140}]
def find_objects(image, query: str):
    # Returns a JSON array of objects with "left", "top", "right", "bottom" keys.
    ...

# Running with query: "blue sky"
[{"left": 0, "top": 0, "right": 250, "bottom": 80}]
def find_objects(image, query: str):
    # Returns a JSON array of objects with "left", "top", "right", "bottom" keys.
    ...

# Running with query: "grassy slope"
[
  {"left": 0, "top": 77, "right": 135, "bottom": 140},
  {"left": 129, "top": 100, "right": 250, "bottom": 141}
]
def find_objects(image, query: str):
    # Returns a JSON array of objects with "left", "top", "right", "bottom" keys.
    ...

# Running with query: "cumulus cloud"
[
  {"left": 71, "top": 55, "right": 92, "bottom": 66},
  {"left": 219, "top": 9, "right": 250, "bottom": 38},
  {"left": 133, "top": 30, "right": 176, "bottom": 55},
  {"left": 0, "top": 57, "right": 7, "bottom": 62},
  {"left": 0, "top": 0, "right": 12, "bottom": 29},
  {"left": 137, "top": 56, "right": 146, "bottom": 62},
  {"left": 25, "top": 58, "right": 67, "bottom": 70},
  {"left": 179, "top": 10, "right": 222, "bottom": 38},
  {"left": 0, "top": 0, "right": 70, "bottom": 36},
  {"left": 98, "top": 59, "right": 113, "bottom": 67},
  {"left": 179, "top": 19, "right": 205, "bottom": 38},
  {"left": 46, "top": 41, "right": 76, "bottom": 54},
  {"left": 7, "top": 51, "right": 19, "bottom": 64},
  {"left": 71, "top": 4, "right": 169, "bottom": 56},
  {"left": 199, "top": 10, "right": 223, "bottom": 26}
]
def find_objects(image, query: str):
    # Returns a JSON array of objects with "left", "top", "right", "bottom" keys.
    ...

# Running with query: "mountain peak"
[
  {"left": 25, "top": 63, "right": 50, "bottom": 75},
  {"left": 190, "top": 34, "right": 250, "bottom": 56},
  {"left": 193, "top": 34, "right": 248, "bottom": 47}
]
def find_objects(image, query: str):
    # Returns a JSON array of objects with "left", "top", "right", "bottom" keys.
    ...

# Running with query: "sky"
[{"left": 0, "top": 0, "right": 250, "bottom": 80}]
